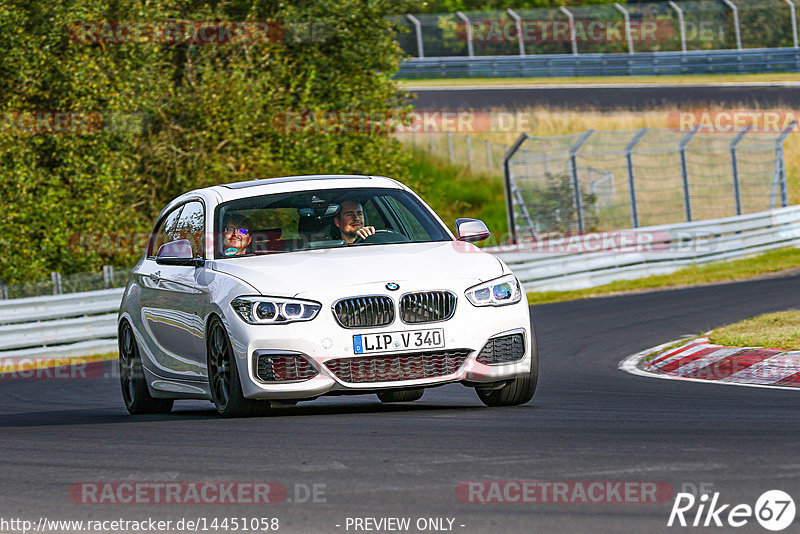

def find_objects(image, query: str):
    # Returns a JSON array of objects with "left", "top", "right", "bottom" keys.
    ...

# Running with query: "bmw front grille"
[
  {"left": 399, "top": 291, "right": 456, "bottom": 324},
  {"left": 333, "top": 296, "right": 395, "bottom": 328}
]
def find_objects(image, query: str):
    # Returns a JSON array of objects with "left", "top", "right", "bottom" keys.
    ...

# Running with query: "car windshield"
[{"left": 214, "top": 187, "right": 451, "bottom": 258}]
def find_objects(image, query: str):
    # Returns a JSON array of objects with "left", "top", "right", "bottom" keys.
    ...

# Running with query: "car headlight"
[
  {"left": 231, "top": 296, "right": 322, "bottom": 324},
  {"left": 465, "top": 274, "right": 522, "bottom": 307}
]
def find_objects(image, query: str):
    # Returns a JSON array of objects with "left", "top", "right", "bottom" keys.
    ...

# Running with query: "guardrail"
[
  {"left": 0, "top": 288, "right": 123, "bottom": 362},
  {"left": 489, "top": 205, "right": 800, "bottom": 291},
  {"left": 397, "top": 48, "right": 800, "bottom": 78},
  {"left": 2, "top": 206, "right": 799, "bottom": 361}
]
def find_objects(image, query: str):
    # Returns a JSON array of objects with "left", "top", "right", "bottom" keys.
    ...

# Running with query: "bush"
[{"left": 0, "top": 0, "right": 410, "bottom": 284}]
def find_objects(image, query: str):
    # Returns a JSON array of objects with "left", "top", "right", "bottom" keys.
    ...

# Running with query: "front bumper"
[{"left": 224, "top": 286, "right": 533, "bottom": 400}]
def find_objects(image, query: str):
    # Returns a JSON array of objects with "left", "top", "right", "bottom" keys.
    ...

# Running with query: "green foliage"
[
  {"left": 402, "top": 146, "right": 508, "bottom": 242},
  {"left": 521, "top": 173, "right": 597, "bottom": 234},
  {"left": 0, "top": 0, "right": 409, "bottom": 284}
]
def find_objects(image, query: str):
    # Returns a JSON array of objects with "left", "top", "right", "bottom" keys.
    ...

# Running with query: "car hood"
[{"left": 210, "top": 241, "right": 504, "bottom": 296}]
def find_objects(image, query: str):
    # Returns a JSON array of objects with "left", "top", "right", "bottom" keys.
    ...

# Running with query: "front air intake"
[
  {"left": 324, "top": 350, "right": 469, "bottom": 383},
  {"left": 476, "top": 333, "right": 525, "bottom": 365},
  {"left": 255, "top": 352, "right": 318, "bottom": 382}
]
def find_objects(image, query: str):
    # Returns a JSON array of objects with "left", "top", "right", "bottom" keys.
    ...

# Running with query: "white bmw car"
[{"left": 118, "top": 175, "right": 537, "bottom": 417}]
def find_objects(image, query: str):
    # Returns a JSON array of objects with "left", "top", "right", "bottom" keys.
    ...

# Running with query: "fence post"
[
  {"left": 721, "top": 0, "right": 743, "bottom": 50},
  {"left": 486, "top": 140, "right": 493, "bottom": 170},
  {"left": 786, "top": 0, "right": 799, "bottom": 48},
  {"left": 569, "top": 130, "right": 594, "bottom": 234},
  {"left": 406, "top": 14, "right": 425, "bottom": 58},
  {"left": 776, "top": 121, "right": 796, "bottom": 207},
  {"left": 466, "top": 135, "right": 472, "bottom": 169},
  {"left": 0, "top": 281, "right": 7, "bottom": 300},
  {"left": 679, "top": 126, "right": 699, "bottom": 222},
  {"left": 503, "top": 134, "right": 530, "bottom": 244},
  {"left": 507, "top": 8, "right": 526, "bottom": 56},
  {"left": 668, "top": 1, "right": 687, "bottom": 52},
  {"left": 559, "top": 7, "right": 578, "bottom": 55},
  {"left": 51, "top": 272, "right": 63, "bottom": 295},
  {"left": 103, "top": 265, "right": 114, "bottom": 287},
  {"left": 729, "top": 125, "right": 751, "bottom": 216},
  {"left": 625, "top": 128, "right": 648, "bottom": 228},
  {"left": 614, "top": 3, "right": 635, "bottom": 54},
  {"left": 447, "top": 132, "right": 454, "bottom": 163},
  {"left": 456, "top": 11, "right": 474, "bottom": 57}
]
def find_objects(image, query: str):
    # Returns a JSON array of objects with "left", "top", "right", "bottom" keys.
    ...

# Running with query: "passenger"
[
  {"left": 222, "top": 214, "right": 252, "bottom": 256},
  {"left": 334, "top": 199, "right": 376, "bottom": 244}
]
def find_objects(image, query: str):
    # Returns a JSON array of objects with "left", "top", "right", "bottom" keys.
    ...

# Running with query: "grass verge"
[
  {"left": 527, "top": 246, "right": 800, "bottom": 305},
  {"left": 709, "top": 311, "right": 800, "bottom": 350},
  {"left": 399, "top": 72, "right": 800, "bottom": 87}
]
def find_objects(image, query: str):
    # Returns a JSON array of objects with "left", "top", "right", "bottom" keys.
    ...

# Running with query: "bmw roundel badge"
[{"left": 386, "top": 282, "right": 399, "bottom": 291}]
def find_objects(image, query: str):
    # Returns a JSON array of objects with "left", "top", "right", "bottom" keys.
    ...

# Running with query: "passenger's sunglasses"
[{"left": 224, "top": 226, "right": 249, "bottom": 235}]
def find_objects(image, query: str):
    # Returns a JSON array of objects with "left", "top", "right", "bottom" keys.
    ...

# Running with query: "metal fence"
[
  {"left": 395, "top": 131, "right": 508, "bottom": 175},
  {"left": 394, "top": 0, "right": 800, "bottom": 58},
  {"left": 503, "top": 124, "right": 794, "bottom": 242},
  {"left": 396, "top": 47, "right": 800, "bottom": 77},
  {"left": 490, "top": 204, "right": 800, "bottom": 291},
  {"left": 0, "top": 266, "right": 131, "bottom": 300}
]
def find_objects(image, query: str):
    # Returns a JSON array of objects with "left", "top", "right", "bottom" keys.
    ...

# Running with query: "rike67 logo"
[{"left": 668, "top": 490, "right": 795, "bottom": 531}]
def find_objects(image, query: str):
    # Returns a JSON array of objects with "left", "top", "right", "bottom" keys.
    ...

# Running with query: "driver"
[
  {"left": 334, "top": 199, "right": 376, "bottom": 244},
  {"left": 221, "top": 213, "right": 252, "bottom": 256}
]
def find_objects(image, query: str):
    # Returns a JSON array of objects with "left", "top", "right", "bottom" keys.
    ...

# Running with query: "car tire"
[
  {"left": 476, "top": 337, "right": 539, "bottom": 407},
  {"left": 207, "top": 316, "right": 270, "bottom": 418},
  {"left": 119, "top": 321, "right": 174, "bottom": 415},
  {"left": 377, "top": 388, "right": 424, "bottom": 403}
]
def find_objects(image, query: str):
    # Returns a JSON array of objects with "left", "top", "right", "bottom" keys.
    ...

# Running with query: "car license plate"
[{"left": 353, "top": 328, "right": 444, "bottom": 354}]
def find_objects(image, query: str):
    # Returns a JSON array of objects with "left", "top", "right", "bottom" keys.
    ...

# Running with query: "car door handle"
[{"left": 150, "top": 271, "right": 161, "bottom": 283}]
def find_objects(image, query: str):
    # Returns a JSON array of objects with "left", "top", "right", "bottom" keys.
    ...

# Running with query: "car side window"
[
  {"left": 148, "top": 205, "right": 184, "bottom": 256},
  {"left": 382, "top": 196, "right": 430, "bottom": 241},
  {"left": 173, "top": 201, "right": 205, "bottom": 259},
  {"left": 363, "top": 199, "right": 388, "bottom": 230}
]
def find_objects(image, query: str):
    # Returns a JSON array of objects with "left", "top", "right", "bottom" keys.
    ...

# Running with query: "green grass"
[
  {"left": 402, "top": 146, "right": 508, "bottom": 239},
  {"left": 527, "top": 246, "right": 800, "bottom": 305},
  {"left": 709, "top": 311, "right": 800, "bottom": 350},
  {"left": 399, "top": 72, "right": 800, "bottom": 87}
]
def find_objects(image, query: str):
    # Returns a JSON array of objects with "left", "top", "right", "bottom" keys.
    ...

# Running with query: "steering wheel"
[{"left": 351, "top": 229, "right": 411, "bottom": 245}]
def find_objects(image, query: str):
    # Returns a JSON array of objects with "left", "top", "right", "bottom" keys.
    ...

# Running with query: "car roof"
[{"left": 201, "top": 174, "right": 407, "bottom": 202}]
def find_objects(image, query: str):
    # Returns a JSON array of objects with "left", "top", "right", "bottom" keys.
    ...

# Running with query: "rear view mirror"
[
  {"left": 156, "top": 239, "right": 203, "bottom": 266},
  {"left": 456, "top": 218, "right": 491, "bottom": 243}
]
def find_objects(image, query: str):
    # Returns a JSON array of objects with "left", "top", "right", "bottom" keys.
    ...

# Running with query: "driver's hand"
[{"left": 355, "top": 226, "right": 376, "bottom": 240}]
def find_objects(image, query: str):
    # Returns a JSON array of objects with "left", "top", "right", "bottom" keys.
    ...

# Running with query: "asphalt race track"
[
  {"left": 409, "top": 83, "right": 800, "bottom": 110},
  {"left": 2, "top": 275, "right": 800, "bottom": 533}
]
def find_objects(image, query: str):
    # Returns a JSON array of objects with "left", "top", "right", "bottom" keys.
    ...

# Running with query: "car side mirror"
[
  {"left": 156, "top": 239, "right": 204, "bottom": 266},
  {"left": 456, "top": 218, "right": 491, "bottom": 243}
]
